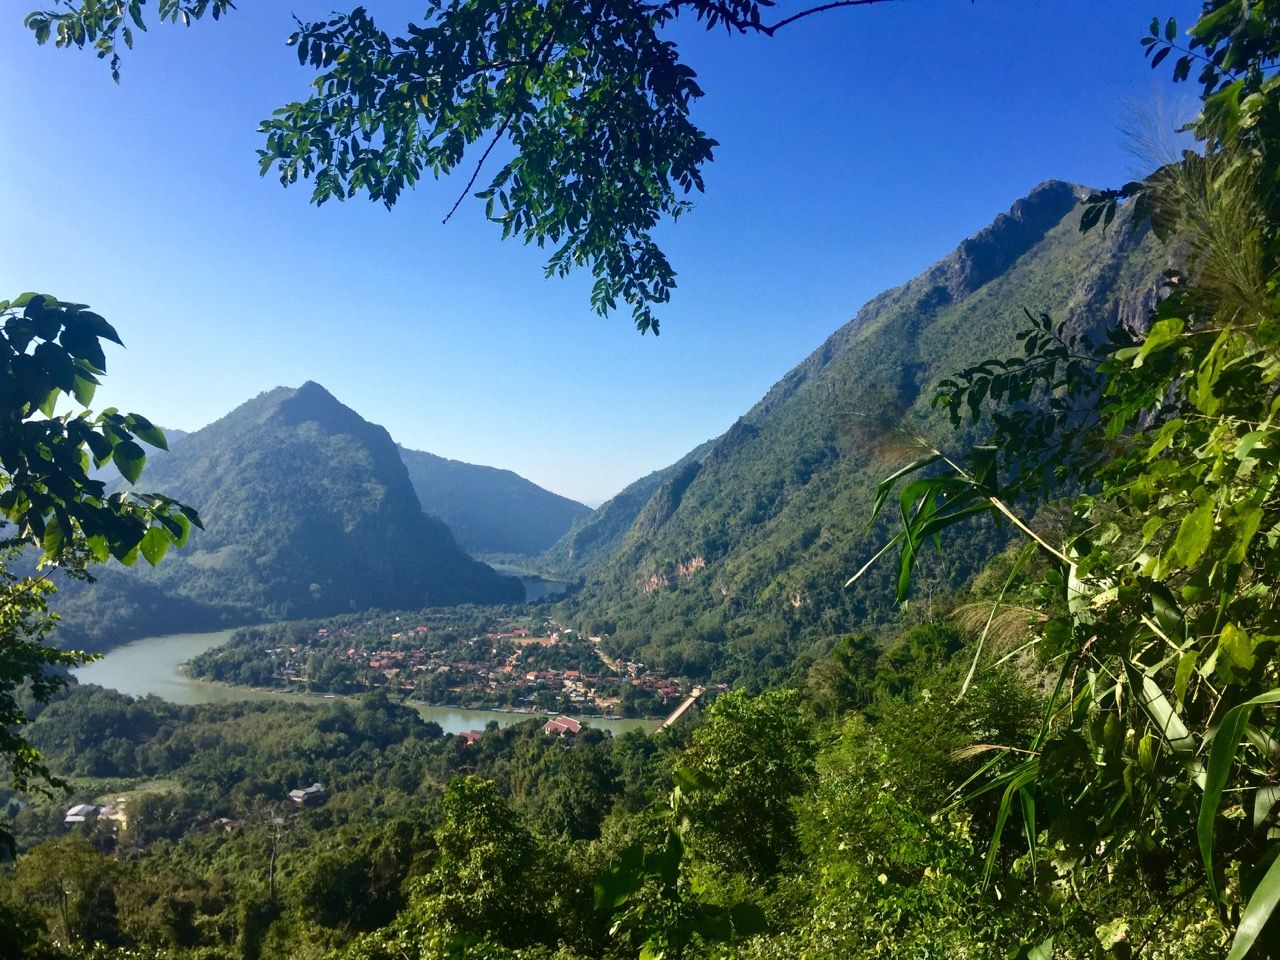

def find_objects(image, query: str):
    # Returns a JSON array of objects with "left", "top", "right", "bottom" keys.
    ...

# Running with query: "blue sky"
[{"left": 2, "top": 1, "right": 1199, "bottom": 505}]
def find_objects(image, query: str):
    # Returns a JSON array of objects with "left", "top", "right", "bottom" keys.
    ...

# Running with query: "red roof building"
[{"left": 543, "top": 716, "right": 583, "bottom": 737}]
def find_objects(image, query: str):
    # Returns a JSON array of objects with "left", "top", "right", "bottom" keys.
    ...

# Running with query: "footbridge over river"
[{"left": 660, "top": 686, "right": 704, "bottom": 730}]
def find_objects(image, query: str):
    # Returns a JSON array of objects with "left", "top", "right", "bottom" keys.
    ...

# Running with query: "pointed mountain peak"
[
  {"left": 936, "top": 180, "right": 1083, "bottom": 302},
  {"left": 270, "top": 382, "right": 375, "bottom": 437},
  {"left": 294, "top": 380, "right": 335, "bottom": 400}
]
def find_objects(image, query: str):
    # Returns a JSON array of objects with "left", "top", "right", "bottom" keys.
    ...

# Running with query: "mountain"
[
  {"left": 53, "top": 382, "right": 522, "bottom": 648},
  {"left": 539, "top": 440, "right": 716, "bottom": 579},
  {"left": 397, "top": 446, "right": 590, "bottom": 557},
  {"left": 557, "top": 181, "right": 1169, "bottom": 684}
]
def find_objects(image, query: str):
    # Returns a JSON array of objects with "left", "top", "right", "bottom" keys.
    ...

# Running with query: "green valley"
[{"left": 4, "top": 2, "right": 1279, "bottom": 959}]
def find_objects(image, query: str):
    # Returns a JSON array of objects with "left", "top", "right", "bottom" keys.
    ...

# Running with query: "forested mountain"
[
  {"left": 51, "top": 383, "right": 522, "bottom": 648},
  {"left": 397, "top": 445, "right": 590, "bottom": 557},
  {"left": 538, "top": 440, "right": 716, "bottom": 579},
  {"left": 560, "top": 181, "right": 1168, "bottom": 682}
]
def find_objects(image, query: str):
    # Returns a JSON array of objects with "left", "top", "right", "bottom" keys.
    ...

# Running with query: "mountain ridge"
[
  {"left": 397, "top": 445, "right": 590, "bottom": 557},
  {"left": 555, "top": 181, "right": 1168, "bottom": 684},
  {"left": 51, "top": 382, "right": 523, "bottom": 649}
]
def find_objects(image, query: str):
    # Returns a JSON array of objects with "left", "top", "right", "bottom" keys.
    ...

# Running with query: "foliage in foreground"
[
  {"left": 1, "top": 292, "right": 198, "bottom": 843},
  {"left": 858, "top": 5, "right": 1280, "bottom": 956},
  {"left": 0, "top": 619, "right": 1238, "bottom": 959}
]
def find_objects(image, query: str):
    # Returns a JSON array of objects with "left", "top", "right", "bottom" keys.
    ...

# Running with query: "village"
[{"left": 186, "top": 610, "right": 720, "bottom": 719}]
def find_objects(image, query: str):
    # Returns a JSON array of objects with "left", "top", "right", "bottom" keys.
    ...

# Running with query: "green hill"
[
  {"left": 558, "top": 181, "right": 1168, "bottom": 683},
  {"left": 397, "top": 446, "right": 590, "bottom": 557},
  {"left": 51, "top": 382, "right": 522, "bottom": 649},
  {"left": 538, "top": 440, "right": 716, "bottom": 580}
]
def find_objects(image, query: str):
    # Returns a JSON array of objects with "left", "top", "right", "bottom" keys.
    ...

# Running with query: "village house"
[
  {"left": 288, "top": 782, "right": 327, "bottom": 805},
  {"left": 543, "top": 715, "right": 582, "bottom": 737},
  {"left": 64, "top": 803, "right": 99, "bottom": 824},
  {"left": 64, "top": 801, "right": 127, "bottom": 826}
]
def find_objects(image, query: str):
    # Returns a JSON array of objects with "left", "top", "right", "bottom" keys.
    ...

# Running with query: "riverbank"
[{"left": 73, "top": 627, "right": 658, "bottom": 736}]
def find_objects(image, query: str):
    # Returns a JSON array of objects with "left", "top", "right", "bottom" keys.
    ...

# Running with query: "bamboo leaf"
[
  {"left": 1253, "top": 786, "right": 1280, "bottom": 833},
  {"left": 1199, "top": 690, "right": 1280, "bottom": 903},
  {"left": 1226, "top": 846, "right": 1280, "bottom": 960},
  {"left": 867, "top": 453, "right": 941, "bottom": 528},
  {"left": 1127, "top": 664, "right": 1197, "bottom": 758}
]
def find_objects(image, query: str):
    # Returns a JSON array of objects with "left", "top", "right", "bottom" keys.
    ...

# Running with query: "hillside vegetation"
[
  {"left": 50, "top": 383, "right": 522, "bottom": 649},
  {"left": 557, "top": 181, "right": 1167, "bottom": 685}
]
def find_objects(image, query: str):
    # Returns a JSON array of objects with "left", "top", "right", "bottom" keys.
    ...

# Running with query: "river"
[{"left": 73, "top": 627, "right": 657, "bottom": 736}]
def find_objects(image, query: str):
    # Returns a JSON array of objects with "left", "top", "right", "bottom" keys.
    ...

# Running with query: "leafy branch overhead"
[{"left": 25, "top": 0, "right": 891, "bottom": 333}]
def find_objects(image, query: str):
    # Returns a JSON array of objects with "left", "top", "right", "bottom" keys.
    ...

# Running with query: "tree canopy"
[{"left": 24, "top": 0, "right": 890, "bottom": 333}]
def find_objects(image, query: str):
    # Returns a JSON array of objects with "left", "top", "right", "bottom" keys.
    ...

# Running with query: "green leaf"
[
  {"left": 1227, "top": 846, "right": 1280, "bottom": 960},
  {"left": 71, "top": 373, "right": 97, "bottom": 407},
  {"left": 84, "top": 535, "right": 110, "bottom": 563},
  {"left": 1175, "top": 650, "right": 1198, "bottom": 706},
  {"left": 111, "top": 439, "right": 146, "bottom": 485},
  {"left": 138, "top": 526, "right": 170, "bottom": 566},
  {"left": 160, "top": 512, "right": 192, "bottom": 548},
  {"left": 42, "top": 513, "right": 67, "bottom": 558},
  {"left": 1127, "top": 664, "right": 1196, "bottom": 758},
  {"left": 125, "top": 414, "right": 167, "bottom": 450},
  {"left": 1253, "top": 786, "right": 1280, "bottom": 833},
  {"left": 1149, "top": 582, "right": 1186, "bottom": 644},
  {"left": 75, "top": 310, "right": 122, "bottom": 345},
  {"left": 1199, "top": 690, "right": 1280, "bottom": 904},
  {"left": 1173, "top": 499, "right": 1214, "bottom": 568},
  {"left": 38, "top": 388, "right": 60, "bottom": 418},
  {"left": 1218, "top": 623, "right": 1256, "bottom": 678},
  {"left": 868, "top": 453, "right": 941, "bottom": 528},
  {"left": 1225, "top": 506, "right": 1264, "bottom": 566},
  {"left": 1190, "top": 2, "right": 1237, "bottom": 39},
  {"left": 1235, "top": 430, "right": 1272, "bottom": 463},
  {"left": 1134, "top": 317, "right": 1184, "bottom": 367}
]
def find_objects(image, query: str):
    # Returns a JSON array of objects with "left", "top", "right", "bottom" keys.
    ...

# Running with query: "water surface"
[{"left": 74, "top": 628, "right": 656, "bottom": 736}]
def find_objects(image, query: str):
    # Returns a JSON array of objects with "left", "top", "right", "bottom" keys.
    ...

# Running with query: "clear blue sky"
[{"left": 1, "top": 1, "right": 1199, "bottom": 505}]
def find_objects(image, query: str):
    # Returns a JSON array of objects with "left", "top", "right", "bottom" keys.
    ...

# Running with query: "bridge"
[{"left": 660, "top": 686, "right": 704, "bottom": 730}]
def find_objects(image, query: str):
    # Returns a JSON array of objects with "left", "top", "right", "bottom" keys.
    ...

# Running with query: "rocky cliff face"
[{"left": 935, "top": 180, "right": 1082, "bottom": 302}]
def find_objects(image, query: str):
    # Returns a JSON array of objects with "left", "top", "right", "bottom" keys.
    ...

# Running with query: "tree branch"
[
  {"left": 667, "top": 0, "right": 895, "bottom": 36},
  {"left": 757, "top": 0, "right": 895, "bottom": 36},
  {"left": 439, "top": 0, "right": 577, "bottom": 224},
  {"left": 442, "top": 116, "right": 511, "bottom": 224}
]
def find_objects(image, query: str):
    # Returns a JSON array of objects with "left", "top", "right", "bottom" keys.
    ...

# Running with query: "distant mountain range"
[
  {"left": 546, "top": 181, "right": 1170, "bottom": 685},
  {"left": 538, "top": 440, "right": 715, "bottom": 580},
  {"left": 397, "top": 446, "right": 590, "bottom": 557},
  {"left": 52, "top": 383, "right": 533, "bottom": 648}
]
